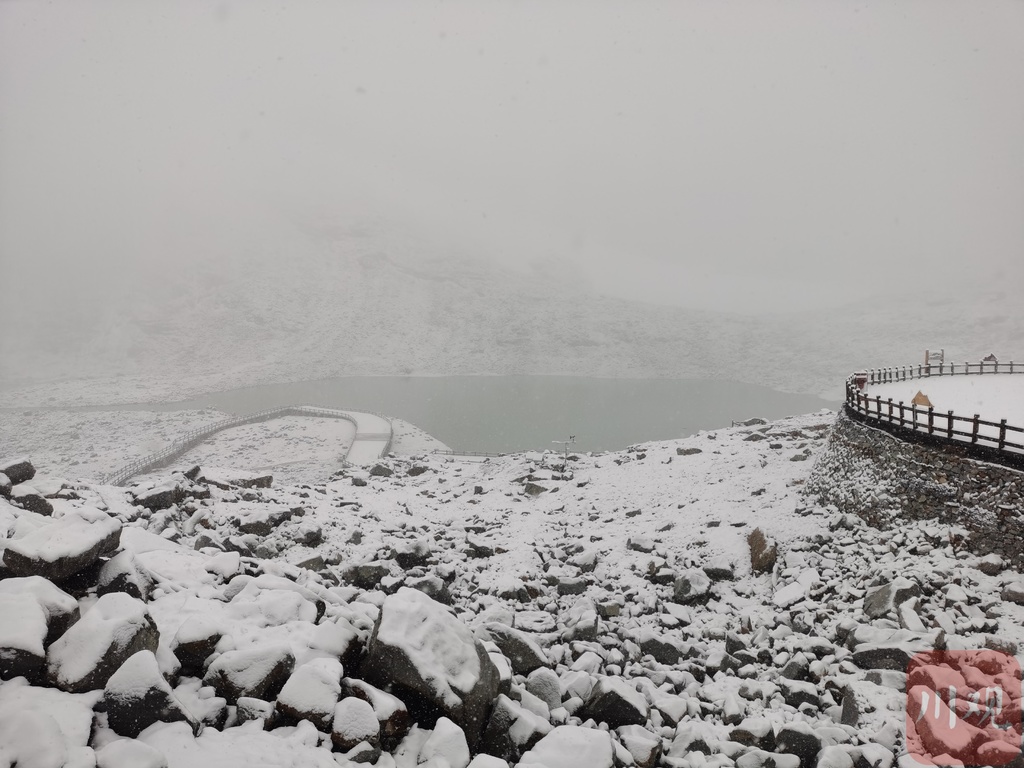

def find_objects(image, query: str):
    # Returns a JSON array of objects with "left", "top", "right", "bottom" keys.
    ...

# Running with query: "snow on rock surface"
[
  {"left": 2, "top": 511, "right": 121, "bottom": 581},
  {"left": 362, "top": 587, "right": 500, "bottom": 748},
  {"left": 516, "top": 726, "right": 615, "bottom": 768},
  {"left": 47, "top": 592, "right": 160, "bottom": 693}
]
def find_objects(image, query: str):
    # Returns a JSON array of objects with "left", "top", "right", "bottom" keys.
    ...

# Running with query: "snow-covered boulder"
[
  {"left": 9, "top": 485, "right": 53, "bottom": 516},
  {"left": 672, "top": 569, "right": 711, "bottom": 604},
  {"left": 276, "top": 657, "right": 343, "bottom": 732},
  {"left": 332, "top": 696, "right": 380, "bottom": 751},
  {"left": 362, "top": 588, "right": 501, "bottom": 748},
  {"left": 104, "top": 650, "right": 200, "bottom": 737},
  {"left": 170, "top": 615, "right": 224, "bottom": 676},
  {"left": 202, "top": 644, "right": 295, "bottom": 703},
  {"left": 0, "top": 592, "right": 48, "bottom": 679},
  {"left": 516, "top": 726, "right": 615, "bottom": 768},
  {"left": 420, "top": 716, "right": 471, "bottom": 768},
  {"left": 47, "top": 592, "right": 159, "bottom": 692},
  {"left": 3, "top": 511, "right": 121, "bottom": 582},
  {"left": 479, "top": 694, "right": 552, "bottom": 763},
  {"left": 98, "top": 550, "right": 156, "bottom": 601},
  {"left": 480, "top": 623, "right": 548, "bottom": 676},
  {"left": 342, "top": 677, "right": 411, "bottom": 749},
  {"left": 0, "top": 576, "right": 79, "bottom": 645}
]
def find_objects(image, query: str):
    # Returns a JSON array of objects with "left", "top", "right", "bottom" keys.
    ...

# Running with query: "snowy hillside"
[
  {"left": 1, "top": 224, "right": 1020, "bottom": 407},
  {"left": 1, "top": 413, "right": 1022, "bottom": 767}
]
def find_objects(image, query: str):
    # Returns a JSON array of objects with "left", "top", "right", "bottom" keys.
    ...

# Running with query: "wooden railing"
[
  {"left": 97, "top": 405, "right": 391, "bottom": 487},
  {"left": 844, "top": 361, "right": 1024, "bottom": 468}
]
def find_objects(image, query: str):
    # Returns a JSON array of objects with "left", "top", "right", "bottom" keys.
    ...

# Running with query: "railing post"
[
  {"left": 999, "top": 419, "right": 1007, "bottom": 451},
  {"left": 927, "top": 407, "right": 934, "bottom": 434},
  {"left": 947, "top": 411, "right": 953, "bottom": 439},
  {"left": 888, "top": 398, "right": 893, "bottom": 419},
  {"left": 875, "top": 397, "right": 881, "bottom": 418},
  {"left": 972, "top": 415, "right": 980, "bottom": 444},
  {"left": 899, "top": 401, "right": 905, "bottom": 428},
  {"left": 912, "top": 403, "right": 918, "bottom": 430}
]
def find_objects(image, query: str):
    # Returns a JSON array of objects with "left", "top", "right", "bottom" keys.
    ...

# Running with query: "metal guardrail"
[
  {"left": 432, "top": 449, "right": 506, "bottom": 458},
  {"left": 97, "top": 405, "right": 392, "bottom": 486},
  {"left": 845, "top": 361, "right": 1024, "bottom": 469}
]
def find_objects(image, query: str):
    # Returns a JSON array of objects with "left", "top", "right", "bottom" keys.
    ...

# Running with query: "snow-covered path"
[
  {"left": 342, "top": 412, "right": 394, "bottom": 466},
  {"left": 865, "top": 374, "right": 1024, "bottom": 450}
]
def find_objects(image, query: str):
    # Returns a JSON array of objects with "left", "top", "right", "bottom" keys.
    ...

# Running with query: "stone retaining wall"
[{"left": 806, "top": 411, "right": 1024, "bottom": 569}]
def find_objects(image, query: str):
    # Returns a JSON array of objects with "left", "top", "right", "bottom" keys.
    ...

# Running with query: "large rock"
[
  {"left": 863, "top": 578, "right": 919, "bottom": 619},
  {"left": 577, "top": 676, "right": 649, "bottom": 729},
  {"left": 47, "top": 592, "right": 160, "bottom": 692},
  {"left": 517, "top": 726, "right": 615, "bottom": 768},
  {"left": 332, "top": 696, "right": 380, "bottom": 751},
  {"left": 672, "top": 569, "right": 711, "bottom": 604},
  {"left": 203, "top": 644, "right": 295, "bottom": 703},
  {"left": 748, "top": 528, "right": 778, "bottom": 573},
  {"left": 9, "top": 485, "right": 53, "bottom": 516},
  {"left": 104, "top": 650, "right": 199, "bottom": 737},
  {"left": 0, "top": 576, "right": 79, "bottom": 645},
  {"left": 481, "top": 623, "right": 548, "bottom": 675},
  {"left": 170, "top": 615, "right": 224, "bottom": 676},
  {"left": 478, "top": 694, "right": 552, "bottom": 763},
  {"left": 98, "top": 550, "right": 155, "bottom": 601},
  {"left": 3, "top": 511, "right": 121, "bottom": 582},
  {"left": 342, "top": 678, "right": 411, "bottom": 750},
  {"left": 0, "top": 457, "right": 35, "bottom": 486},
  {"left": 276, "top": 657, "right": 344, "bottom": 732},
  {"left": 0, "top": 593, "right": 48, "bottom": 680},
  {"left": 361, "top": 588, "right": 501, "bottom": 749}
]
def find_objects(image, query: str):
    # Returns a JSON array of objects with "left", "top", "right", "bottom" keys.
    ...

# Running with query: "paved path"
[{"left": 100, "top": 405, "right": 393, "bottom": 486}]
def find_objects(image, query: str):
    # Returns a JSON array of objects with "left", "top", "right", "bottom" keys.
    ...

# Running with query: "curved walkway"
[
  {"left": 846, "top": 362, "right": 1024, "bottom": 469},
  {"left": 98, "top": 405, "right": 393, "bottom": 486}
]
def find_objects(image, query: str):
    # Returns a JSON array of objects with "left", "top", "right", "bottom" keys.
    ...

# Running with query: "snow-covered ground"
[
  {"left": 2, "top": 409, "right": 1023, "bottom": 767},
  {"left": 0, "top": 409, "right": 449, "bottom": 487}
]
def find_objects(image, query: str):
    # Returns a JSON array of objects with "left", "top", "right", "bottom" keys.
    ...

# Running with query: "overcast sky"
[{"left": 1, "top": 0, "right": 1022, "bottom": 316}]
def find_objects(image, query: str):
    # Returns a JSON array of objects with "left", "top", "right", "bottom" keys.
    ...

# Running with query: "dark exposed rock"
[
  {"left": 676, "top": 447, "right": 702, "bottom": 456},
  {"left": 863, "top": 578, "right": 919, "bottom": 619},
  {"left": 481, "top": 623, "right": 548, "bottom": 675},
  {"left": 774, "top": 722, "right": 822, "bottom": 768},
  {"left": 0, "top": 457, "right": 35, "bottom": 486},
  {"left": 369, "top": 464, "right": 393, "bottom": 478},
  {"left": 578, "top": 676, "right": 649, "bottom": 729},
  {"left": 171, "top": 616, "right": 223, "bottom": 677},
  {"left": 748, "top": 528, "right": 777, "bottom": 574},
  {"left": 9, "top": 485, "right": 53, "bottom": 516}
]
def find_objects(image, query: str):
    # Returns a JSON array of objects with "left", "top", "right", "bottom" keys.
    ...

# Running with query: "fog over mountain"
[{"left": 1, "top": 0, "right": 1022, "bottom": 402}]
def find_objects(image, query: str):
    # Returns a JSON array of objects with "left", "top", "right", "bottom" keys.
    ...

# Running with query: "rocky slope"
[{"left": 1, "top": 414, "right": 1022, "bottom": 768}]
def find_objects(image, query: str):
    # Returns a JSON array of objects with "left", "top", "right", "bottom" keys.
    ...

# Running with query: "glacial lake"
[{"left": 90, "top": 376, "right": 838, "bottom": 454}]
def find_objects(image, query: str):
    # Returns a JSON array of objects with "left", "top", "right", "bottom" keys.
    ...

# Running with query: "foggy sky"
[{"left": 1, "top": 0, "right": 1022, "bottom": 319}]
